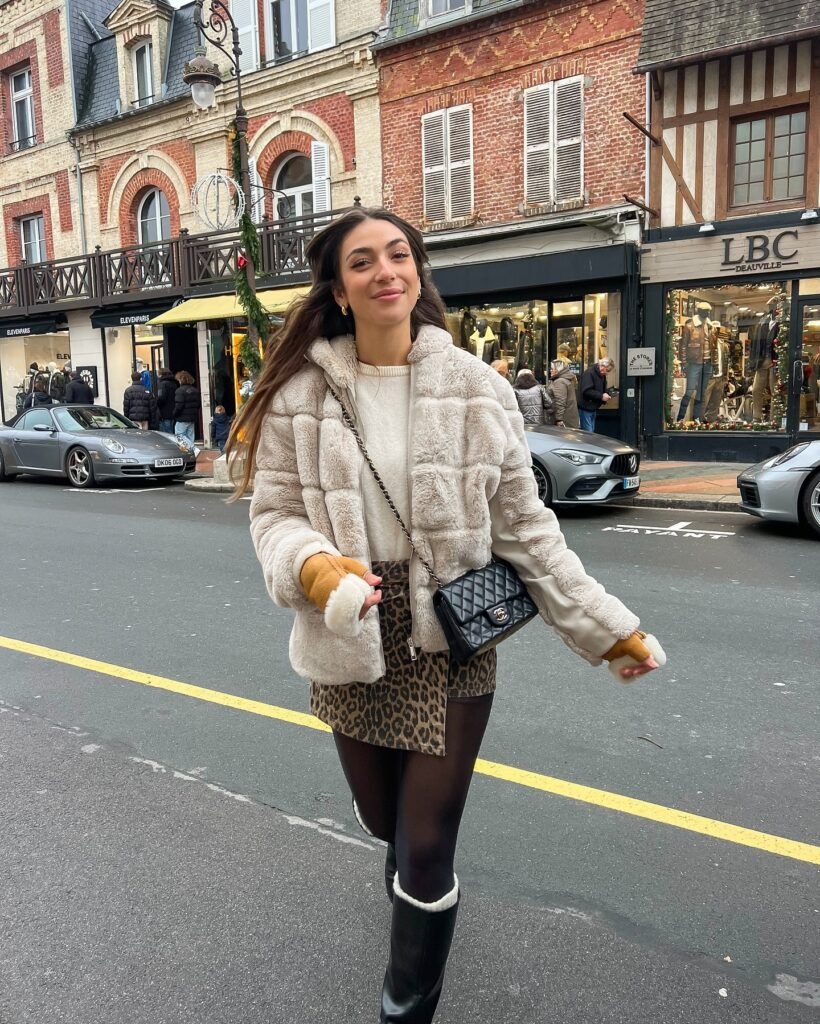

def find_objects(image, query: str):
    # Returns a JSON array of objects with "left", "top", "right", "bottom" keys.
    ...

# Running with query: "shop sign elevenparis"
[
  {"left": 719, "top": 230, "right": 800, "bottom": 274},
  {"left": 191, "top": 172, "right": 245, "bottom": 231}
]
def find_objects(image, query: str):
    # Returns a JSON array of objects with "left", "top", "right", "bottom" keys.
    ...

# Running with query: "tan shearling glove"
[
  {"left": 603, "top": 630, "right": 666, "bottom": 681},
  {"left": 300, "top": 553, "right": 373, "bottom": 638}
]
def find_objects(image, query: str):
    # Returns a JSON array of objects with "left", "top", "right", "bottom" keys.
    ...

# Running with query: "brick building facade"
[
  {"left": 0, "top": 0, "right": 385, "bottom": 427},
  {"left": 374, "top": 0, "right": 647, "bottom": 444}
]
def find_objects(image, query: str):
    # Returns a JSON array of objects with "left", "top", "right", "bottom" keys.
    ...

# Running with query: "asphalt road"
[{"left": 0, "top": 477, "right": 818, "bottom": 1024}]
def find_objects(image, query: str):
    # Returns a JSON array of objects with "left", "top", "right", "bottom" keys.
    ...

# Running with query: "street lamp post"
[{"left": 183, "top": 0, "right": 261, "bottom": 358}]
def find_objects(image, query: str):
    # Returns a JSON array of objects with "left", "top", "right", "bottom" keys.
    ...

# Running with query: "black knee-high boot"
[{"left": 380, "top": 873, "right": 459, "bottom": 1023}]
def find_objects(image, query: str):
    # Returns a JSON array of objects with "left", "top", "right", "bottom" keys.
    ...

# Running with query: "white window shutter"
[
  {"left": 248, "top": 157, "right": 265, "bottom": 223},
  {"left": 446, "top": 106, "right": 473, "bottom": 219},
  {"left": 308, "top": 0, "right": 335, "bottom": 51},
  {"left": 232, "top": 0, "right": 258, "bottom": 73},
  {"left": 554, "top": 77, "right": 584, "bottom": 204},
  {"left": 311, "top": 141, "right": 331, "bottom": 213},
  {"left": 524, "top": 85, "right": 552, "bottom": 205},
  {"left": 422, "top": 112, "right": 447, "bottom": 222}
]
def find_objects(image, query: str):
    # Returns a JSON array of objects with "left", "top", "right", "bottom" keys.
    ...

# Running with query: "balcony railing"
[{"left": 0, "top": 207, "right": 341, "bottom": 318}]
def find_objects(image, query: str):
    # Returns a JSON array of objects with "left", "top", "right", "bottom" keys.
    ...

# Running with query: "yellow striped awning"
[{"left": 147, "top": 286, "right": 308, "bottom": 325}]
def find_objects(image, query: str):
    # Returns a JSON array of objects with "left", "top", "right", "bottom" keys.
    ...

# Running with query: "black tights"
[{"left": 333, "top": 693, "right": 494, "bottom": 904}]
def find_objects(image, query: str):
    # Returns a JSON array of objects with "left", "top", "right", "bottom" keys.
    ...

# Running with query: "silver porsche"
[
  {"left": 525, "top": 425, "right": 641, "bottom": 506},
  {"left": 0, "top": 404, "right": 197, "bottom": 487},
  {"left": 737, "top": 440, "right": 820, "bottom": 538}
]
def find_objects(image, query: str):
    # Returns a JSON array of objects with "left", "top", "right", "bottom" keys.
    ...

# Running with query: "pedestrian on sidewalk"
[
  {"left": 173, "top": 371, "right": 200, "bottom": 446},
  {"left": 156, "top": 367, "right": 178, "bottom": 434},
  {"left": 210, "top": 405, "right": 232, "bottom": 453},
  {"left": 64, "top": 371, "right": 94, "bottom": 405},
  {"left": 513, "top": 367, "right": 551, "bottom": 424},
  {"left": 578, "top": 357, "right": 613, "bottom": 432},
  {"left": 122, "top": 372, "right": 156, "bottom": 429},
  {"left": 547, "top": 358, "right": 580, "bottom": 429},
  {"left": 228, "top": 208, "right": 664, "bottom": 1023}
]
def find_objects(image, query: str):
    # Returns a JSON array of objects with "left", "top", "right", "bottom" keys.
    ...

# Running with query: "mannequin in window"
[
  {"left": 749, "top": 297, "right": 781, "bottom": 421},
  {"left": 676, "top": 300, "right": 713, "bottom": 422},
  {"left": 702, "top": 330, "right": 729, "bottom": 421},
  {"left": 469, "top": 317, "right": 500, "bottom": 364},
  {"left": 459, "top": 308, "right": 476, "bottom": 350}
]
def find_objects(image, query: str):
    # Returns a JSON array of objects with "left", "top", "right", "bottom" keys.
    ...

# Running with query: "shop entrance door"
[
  {"left": 549, "top": 315, "right": 583, "bottom": 376},
  {"left": 789, "top": 297, "right": 820, "bottom": 443}
]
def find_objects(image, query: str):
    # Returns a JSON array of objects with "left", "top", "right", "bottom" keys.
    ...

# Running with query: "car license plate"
[
  {"left": 623, "top": 475, "right": 640, "bottom": 489},
  {"left": 155, "top": 457, "right": 184, "bottom": 468}
]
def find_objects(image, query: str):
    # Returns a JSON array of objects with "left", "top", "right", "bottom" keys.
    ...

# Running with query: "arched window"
[
  {"left": 275, "top": 154, "right": 313, "bottom": 219},
  {"left": 137, "top": 188, "right": 171, "bottom": 245}
]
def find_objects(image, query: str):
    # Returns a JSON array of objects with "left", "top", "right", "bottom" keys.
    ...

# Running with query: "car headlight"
[
  {"left": 771, "top": 442, "right": 809, "bottom": 466},
  {"left": 553, "top": 448, "right": 605, "bottom": 466},
  {"left": 101, "top": 437, "right": 125, "bottom": 454}
]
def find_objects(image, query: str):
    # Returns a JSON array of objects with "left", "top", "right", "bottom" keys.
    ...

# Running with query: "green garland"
[
  {"left": 663, "top": 289, "right": 676, "bottom": 423},
  {"left": 231, "top": 122, "right": 266, "bottom": 378},
  {"left": 769, "top": 289, "right": 790, "bottom": 425}
]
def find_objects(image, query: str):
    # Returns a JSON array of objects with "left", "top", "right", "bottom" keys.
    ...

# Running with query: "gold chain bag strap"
[{"left": 328, "top": 384, "right": 537, "bottom": 664}]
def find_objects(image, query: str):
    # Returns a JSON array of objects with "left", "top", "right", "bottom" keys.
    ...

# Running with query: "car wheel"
[
  {"left": 800, "top": 469, "right": 820, "bottom": 538},
  {"left": 66, "top": 447, "right": 95, "bottom": 489},
  {"left": 532, "top": 462, "right": 552, "bottom": 506},
  {"left": 0, "top": 448, "right": 17, "bottom": 481}
]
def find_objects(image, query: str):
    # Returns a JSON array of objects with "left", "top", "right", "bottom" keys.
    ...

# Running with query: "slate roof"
[
  {"left": 66, "top": 0, "right": 115, "bottom": 106},
  {"left": 637, "top": 0, "right": 820, "bottom": 71},
  {"left": 75, "top": 1, "right": 198, "bottom": 128},
  {"left": 376, "top": 0, "right": 521, "bottom": 49}
]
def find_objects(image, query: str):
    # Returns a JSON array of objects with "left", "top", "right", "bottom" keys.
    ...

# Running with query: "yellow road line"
[{"left": 2, "top": 634, "right": 819, "bottom": 868}]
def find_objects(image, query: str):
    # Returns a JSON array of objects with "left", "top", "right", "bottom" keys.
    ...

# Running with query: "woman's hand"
[
  {"left": 359, "top": 571, "right": 383, "bottom": 619},
  {"left": 603, "top": 631, "right": 666, "bottom": 682}
]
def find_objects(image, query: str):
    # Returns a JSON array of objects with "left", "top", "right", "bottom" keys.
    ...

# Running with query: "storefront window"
[
  {"left": 3, "top": 332, "right": 71, "bottom": 417},
  {"left": 665, "top": 281, "right": 789, "bottom": 432},
  {"left": 133, "top": 323, "right": 164, "bottom": 387},
  {"left": 442, "top": 292, "right": 620, "bottom": 404}
]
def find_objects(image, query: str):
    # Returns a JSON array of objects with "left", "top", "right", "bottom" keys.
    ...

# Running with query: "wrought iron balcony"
[{"left": 0, "top": 208, "right": 340, "bottom": 319}]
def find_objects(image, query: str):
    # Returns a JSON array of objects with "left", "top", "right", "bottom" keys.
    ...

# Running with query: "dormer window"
[
  {"left": 132, "top": 42, "right": 153, "bottom": 108},
  {"left": 427, "top": 0, "right": 467, "bottom": 18}
]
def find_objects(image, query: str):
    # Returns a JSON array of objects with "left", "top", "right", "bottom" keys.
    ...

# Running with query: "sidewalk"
[{"left": 189, "top": 449, "right": 748, "bottom": 511}]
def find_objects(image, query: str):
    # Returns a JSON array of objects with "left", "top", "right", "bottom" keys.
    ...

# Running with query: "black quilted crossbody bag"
[{"left": 329, "top": 386, "right": 538, "bottom": 664}]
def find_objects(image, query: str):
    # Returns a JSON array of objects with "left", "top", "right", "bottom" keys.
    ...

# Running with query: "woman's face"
[{"left": 333, "top": 218, "right": 420, "bottom": 332}]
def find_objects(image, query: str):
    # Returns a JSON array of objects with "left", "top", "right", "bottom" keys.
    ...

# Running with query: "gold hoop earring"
[{"left": 340, "top": 304, "right": 348, "bottom": 317}]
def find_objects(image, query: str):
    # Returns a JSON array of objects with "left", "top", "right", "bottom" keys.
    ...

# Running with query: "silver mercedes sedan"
[
  {"left": 0, "top": 404, "right": 197, "bottom": 487},
  {"left": 737, "top": 440, "right": 820, "bottom": 538},
  {"left": 524, "top": 425, "right": 641, "bottom": 506}
]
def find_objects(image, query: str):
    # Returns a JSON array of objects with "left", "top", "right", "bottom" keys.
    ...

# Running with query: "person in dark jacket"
[
  {"left": 210, "top": 405, "right": 232, "bottom": 453},
  {"left": 156, "top": 367, "right": 178, "bottom": 433},
  {"left": 173, "top": 371, "right": 200, "bottom": 446},
  {"left": 123, "top": 371, "right": 157, "bottom": 429},
  {"left": 578, "top": 357, "right": 614, "bottom": 432},
  {"left": 22, "top": 380, "right": 53, "bottom": 409},
  {"left": 64, "top": 371, "right": 94, "bottom": 405}
]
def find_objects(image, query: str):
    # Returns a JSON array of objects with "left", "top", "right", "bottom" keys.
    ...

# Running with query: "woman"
[
  {"left": 173, "top": 371, "right": 200, "bottom": 446},
  {"left": 547, "top": 358, "right": 580, "bottom": 429},
  {"left": 512, "top": 367, "right": 550, "bottom": 424},
  {"left": 228, "top": 208, "right": 664, "bottom": 1023}
]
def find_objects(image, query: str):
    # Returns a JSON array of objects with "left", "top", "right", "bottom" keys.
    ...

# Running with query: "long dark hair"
[{"left": 225, "top": 207, "right": 447, "bottom": 498}]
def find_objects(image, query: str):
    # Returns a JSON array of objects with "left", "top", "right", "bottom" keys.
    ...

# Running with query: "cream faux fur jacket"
[{"left": 249, "top": 325, "right": 639, "bottom": 685}]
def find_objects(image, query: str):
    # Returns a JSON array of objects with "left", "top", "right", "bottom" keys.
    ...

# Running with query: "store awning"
[
  {"left": 0, "top": 317, "right": 64, "bottom": 338},
  {"left": 147, "top": 286, "right": 308, "bottom": 326}
]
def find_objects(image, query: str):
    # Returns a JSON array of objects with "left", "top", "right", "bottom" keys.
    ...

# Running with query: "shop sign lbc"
[{"left": 720, "top": 230, "right": 799, "bottom": 274}]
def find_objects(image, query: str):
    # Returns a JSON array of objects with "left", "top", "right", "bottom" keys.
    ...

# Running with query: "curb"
[
  {"left": 621, "top": 495, "right": 742, "bottom": 512},
  {"left": 183, "top": 479, "right": 743, "bottom": 512}
]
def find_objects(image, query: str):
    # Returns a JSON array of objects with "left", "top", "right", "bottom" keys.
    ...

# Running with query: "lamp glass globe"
[{"left": 191, "top": 81, "right": 215, "bottom": 109}]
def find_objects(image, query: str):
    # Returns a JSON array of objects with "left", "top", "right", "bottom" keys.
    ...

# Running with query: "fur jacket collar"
[{"left": 249, "top": 325, "right": 638, "bottom": 685}]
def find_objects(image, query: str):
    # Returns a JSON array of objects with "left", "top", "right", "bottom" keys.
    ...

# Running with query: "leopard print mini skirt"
[{"left": 310, "top": 560, "right": 496, "bottom": 757}]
